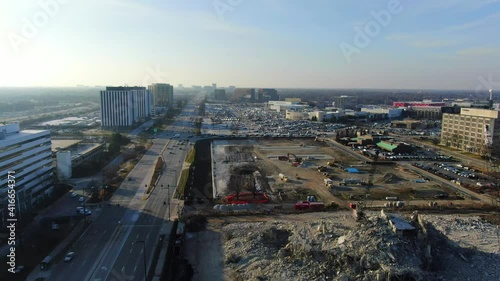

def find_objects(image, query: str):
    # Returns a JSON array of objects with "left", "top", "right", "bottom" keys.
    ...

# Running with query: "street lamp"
[{"left": 133, "top": 240, "right": 147, "bottom": 281}]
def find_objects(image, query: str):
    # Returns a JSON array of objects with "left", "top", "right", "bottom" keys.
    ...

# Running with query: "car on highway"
[
  {"left": 64, "top": 252, "right": 75, "bottom": 262},
  {"left": 79, "top": 209, "right": 92, "bottom": 216}
]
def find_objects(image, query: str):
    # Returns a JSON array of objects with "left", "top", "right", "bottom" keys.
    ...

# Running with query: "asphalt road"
[{"left": 46, "top": 100, "right": 202, "bottom": 281}]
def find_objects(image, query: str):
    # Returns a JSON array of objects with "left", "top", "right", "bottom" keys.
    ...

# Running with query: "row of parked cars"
[
  {"left": 435, "top": 163, "right": 477, "bottom": 179},
  {"left": 412, "top": 162, "right": 475, "bottom": 182}
]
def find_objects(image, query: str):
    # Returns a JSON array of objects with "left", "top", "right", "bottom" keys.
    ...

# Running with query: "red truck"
[{"left": 294, "top": 201, "right": 325, "bottom": 211}]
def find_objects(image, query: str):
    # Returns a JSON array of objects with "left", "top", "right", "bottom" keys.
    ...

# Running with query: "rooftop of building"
[
  {"left": 70, "top": 143, "right": 103, "bottom": 160},
  {"left": 376, "top": 141, "right": 398, "bottom": 151},
  {"left": 459, "top": 107, "right": 500, "bottom": 118},
  {"left": 104, "top": 86, "right": 146, "bottom": 91},
  {"left": 0, "top": 124, "right": 50, "bottom": 143},
  {"left": 51, "top": 139, "right": 82, "bottom": 152},
  {"left": 54, "top": 140, "right": 103, "bottom": 159}
]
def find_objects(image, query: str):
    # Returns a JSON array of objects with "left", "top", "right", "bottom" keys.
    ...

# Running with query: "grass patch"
[
  {"left": 186, "top": 147, "right": 196, "bottom": 164},
  {"left": 176, "top": 168, "right": 190, "bottom": 199}
]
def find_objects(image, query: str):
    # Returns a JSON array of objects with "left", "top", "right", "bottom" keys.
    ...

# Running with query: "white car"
[
  {"left": 64, "top": 252, "right": 75, "bottom": 262},
  {"left": 71, "top": 192, "right": 77, "bottom": 198},
  {"left": 79, "top": 197, "right": 84, "bottom": 202},
  {"left": 79, "top": 209, "right": 91, "bottom": 216}
]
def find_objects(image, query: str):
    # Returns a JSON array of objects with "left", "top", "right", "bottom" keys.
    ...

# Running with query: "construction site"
[
  {"left": 176, "top": 138, "right": 499, "bottom": 281},
  {"left": 208, "top": 138, "right": 482, "bottom": 208}
]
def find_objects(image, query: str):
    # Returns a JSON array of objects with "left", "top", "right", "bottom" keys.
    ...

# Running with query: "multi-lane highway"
[{"left": 43, "top": 99, "right": 202, "bottom": 281}]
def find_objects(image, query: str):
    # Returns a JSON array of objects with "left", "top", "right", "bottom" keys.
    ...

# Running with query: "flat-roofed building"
[
  {"left": 214, "top": 89, "right": 226, "bottom": 101},
  {"left": 148, "top": 83, "right": 174, "bottom": 112},
  {"left": 100, "top": 86, "right": 152, "bottom": 128},
  {"left": 407, "top": 106, "right": 443, "bottom": 120},
  {"left": 334, "top": 95, "right": 357, "bottom": 110},
  {"left": 0, "top": 124, "right": 54, "bottom": 227},
  {"left": 360, "top": 106, "right": 403, "bottom": 119},
  {"left": 441, "top": 108, "right": 500, "bottom": 155},
  {"left": 234, "top": 88, "right": 256, "bottom": 101},
  {"left": 52, "top": 140, "right": 105, "bottom": 179}
]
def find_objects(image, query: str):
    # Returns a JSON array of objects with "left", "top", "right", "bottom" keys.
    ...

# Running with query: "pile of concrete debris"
[
  {"left": 222, "top": 212, "right": 500, "bottom": 281},
  {"left": 380, "top": 172, "right": 404, "bottom": 184}
]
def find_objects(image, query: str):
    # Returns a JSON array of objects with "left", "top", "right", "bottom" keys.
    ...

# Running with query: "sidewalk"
[{"left": 151, "top": 198, "right": 182, "bottom": 281}]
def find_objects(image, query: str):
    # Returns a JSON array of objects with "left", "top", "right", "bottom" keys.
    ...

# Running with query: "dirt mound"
[{"left": 380, "top": 172, "right": 404, "bottom": 183}]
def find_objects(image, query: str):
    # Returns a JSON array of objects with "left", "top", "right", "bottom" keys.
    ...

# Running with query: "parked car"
[
  {"left": 78, "top": 197, "right": 84, "bottom": 202},
  {"left": 70, "top": 192, "right": 77, "bottom": 198}
]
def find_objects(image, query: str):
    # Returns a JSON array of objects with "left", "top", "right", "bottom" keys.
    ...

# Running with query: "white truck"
[{"left": 278, "top": 173, "right": 288, "bottom": 182}]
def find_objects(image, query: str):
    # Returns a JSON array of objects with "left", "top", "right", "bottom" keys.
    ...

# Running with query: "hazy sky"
[{"left": 1, "top": 0, "right": 500, "bottom": 90}]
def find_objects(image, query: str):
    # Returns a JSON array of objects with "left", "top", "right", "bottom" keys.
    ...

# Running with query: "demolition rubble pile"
[{"left": 222, "top": 213, "right": 500, "bottom": 281}]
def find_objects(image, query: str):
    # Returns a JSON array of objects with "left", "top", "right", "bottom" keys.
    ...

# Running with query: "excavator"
[{"left": 287, "top": 153, "right": 302, "bottom": 163}]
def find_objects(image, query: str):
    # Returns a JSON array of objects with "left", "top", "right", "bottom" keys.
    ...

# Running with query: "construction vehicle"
[
  {"left": 278, "top": 156, "right": 288, "bottom": 161},
  {"left": 287, "top": 153, "right": 302, "bottom": 163},
  {"left": 278, "top": 173, "right": 289, "bottom": 182},
  {"left": 295, "top": 173, "right": 301, "bottom": 180},
  {"left": 324, "top": 178, "right": 333, "bottom": 187},
  {"left": 317, "top": 166, "right": 327, "bottom": 172},
  {"left": 327, "top": 161, "right": 335, "bottom": 167},
  {"left": 350, "top": 202, "right": 365, "bottom": 221}
]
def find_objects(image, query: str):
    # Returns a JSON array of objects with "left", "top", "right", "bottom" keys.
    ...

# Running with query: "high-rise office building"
[
  {"left": 148, "top": 83, "right": 174, "bottom": 110},
  {"left": 0, "top": 123, "right": 54, "bottom": 227},
  {"left": 441, "top": 108, "right": 500, "bottom": 156},
  {"left": 234, "top": 88, "right": 256, "bottom": 101},
  {"left": 214, "top": 89, "right": 226, "bottom": 100},
  {"left": 258, "top": 89, "right": 279, "bottom": 101},
  {"left": 100, "top": 86, "right": 152, "bottom": 128}
]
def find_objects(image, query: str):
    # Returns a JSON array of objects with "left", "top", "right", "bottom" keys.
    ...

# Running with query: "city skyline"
[{"left": 1, "top": 0, "right": 500, "bottom": 90}]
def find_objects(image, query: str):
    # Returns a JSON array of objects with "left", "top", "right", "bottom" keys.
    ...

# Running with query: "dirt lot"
[{"left": 245, "top": 139, "right": 473, "bottom": 207}]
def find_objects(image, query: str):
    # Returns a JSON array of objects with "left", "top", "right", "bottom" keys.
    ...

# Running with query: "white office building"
[
  {"left": 100, "top": 86, "right": 152, "bottom": 128},
  {"left": 0, "top": 124, "right": 54, "bottom": 227}
]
